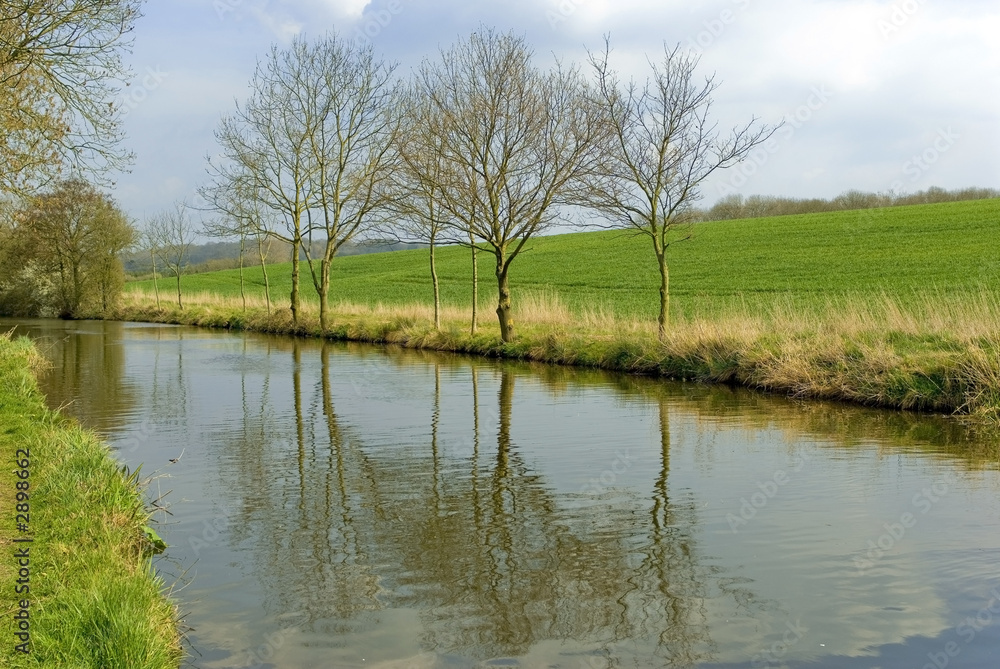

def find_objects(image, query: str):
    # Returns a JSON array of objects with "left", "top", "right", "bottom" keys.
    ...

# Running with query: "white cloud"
[
  {"left": 244, "top": 0, "right": 377, "bottom": 40},
  {"left": 324, "top": 0, "right": 374, "bottom": 18},
  {"left": 250, "top": 7, "right": 304, "bottom": 41}
]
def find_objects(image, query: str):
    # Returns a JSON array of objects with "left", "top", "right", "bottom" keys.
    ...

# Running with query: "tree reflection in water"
[
  {"left": 13, "top": 320, "right": 141, "bottom": 435},
  {"left": 200, "top": 338, "right": 770, "bottom": 665}
]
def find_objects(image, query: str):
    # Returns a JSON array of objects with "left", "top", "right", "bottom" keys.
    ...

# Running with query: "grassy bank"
[
  {"left": 112, "top": 288, "right": 1000, "bottom": 421},
  {"left": 116, "top": 198, "right": 1000, "bottom": 420},
  {"left": 0, "top": 335, "right": 181, "bottom": 668}
]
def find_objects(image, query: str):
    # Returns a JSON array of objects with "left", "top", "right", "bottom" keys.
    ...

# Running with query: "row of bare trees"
[{"left": 198, "top": 28, "right": 776, "bottom": 342}]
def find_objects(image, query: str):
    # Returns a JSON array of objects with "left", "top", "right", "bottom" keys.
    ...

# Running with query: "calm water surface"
[{"left": 5, "top": 318, "right": 1000, "bottom": 669}]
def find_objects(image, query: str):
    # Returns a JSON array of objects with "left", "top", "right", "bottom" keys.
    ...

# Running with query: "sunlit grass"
[{"left": 0, "top": 335, "right": 182, "bottom": 669}]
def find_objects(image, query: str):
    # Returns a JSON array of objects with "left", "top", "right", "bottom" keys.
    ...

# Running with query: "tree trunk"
[
  {"left": 653, "top": 397, "right": 671, "bottom": 530},
  {"left": 71, "top": 261, "right": 81, "bottom": 316},
  {"left": 67, "top": 260, "right": 80, "bottom": 319},
  {"left": 257, "top": 236, "right": 271, "bottom": 315},
  {"left": 319, "top": 256, "right": 331, "bottom": 333},
  {"left": 471, "top": 366, "right": 479, "bottom": 442},
  {"left": 430, "top": 228, "right": 440, "bottom": 330},
  {"left": 176, "top": 271, "right": 183, "bottom": 310},
  {"left": 100, "top": 257, "right": 110, "bottom": 312},
  {"left": 432, "top": 365, "right": 441, "bottom": 502},
  {"left": 470, "top": 234, "right": 478, "bottom": 335},
  {"left": 56, "top": 259, "right": 68, "bottom": 316},
  {"left": 657, "top": 250, "right": 669, "bottom": 342},
  {"left": 150, "top": 248, "right": 160, "bottom": 309},
  {"left": 238, "top": 234, "right": 246, "bottom": 312},
  {"left": 495, "top": 251, "right": 514, "bottom": 343},
  {"left": 290, "top": 239, "right": 300, "bottom": 324}
]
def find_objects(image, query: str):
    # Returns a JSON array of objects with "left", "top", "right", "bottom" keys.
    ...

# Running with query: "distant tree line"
[
  {"left": 699, "top": 186, "right": 1000, "bottom": 221},
  {"left": 122, "top": 238, "right": 424, "bottom": 278}
]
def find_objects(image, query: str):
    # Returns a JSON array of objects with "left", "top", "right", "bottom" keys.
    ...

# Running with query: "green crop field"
[{"left": 128, "top": 199, "right": 1000, "bottom": 320}]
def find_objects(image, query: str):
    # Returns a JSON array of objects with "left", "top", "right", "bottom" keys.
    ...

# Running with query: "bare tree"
[
  {"left": 0, "top": 0, "right": 141, "bottom": 196},
  {"left": 202, "top": 174, "right": 258, "bottom": 313},
  {"left": 380, "top": 87, "right": 457, "bottom": 331},
  {"left": 468, "top": 233, "right": 479, "bottom": 335},
  {"left": 209, "top": 44, "right": 315, "bottom": 324},
  {"left": 251, "top": 223, "right": 274, "bottom": 315},
  {"left": 209, "top": 33, "right": 397, "bottom": 330},
  {"left": 147, "top": 202, "right": 195, "bottom": 309},
  {"left": 298, "top": 33, "right": 399, "bottom": 332},
  {"left": 202, "top": 214, "right": 250, "bottom": 311},
  {"left": 413, "top": 28, "right": 605, "bottom": 342},
  {"left": 199, "top": 173, "right": 274, "bottom": 314},
  {"left": 587, "top": 41, "right": 779, "bottom": 340},
  {"left": 139, "top": 227, "right": 161, "bottom": 309}
]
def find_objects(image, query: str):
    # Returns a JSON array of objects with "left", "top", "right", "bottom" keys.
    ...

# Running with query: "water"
[{"left": 5, "top": 318, "right": 1000, "bottom": 669}]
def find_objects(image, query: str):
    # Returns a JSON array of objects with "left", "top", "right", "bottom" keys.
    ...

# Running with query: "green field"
[{"left": 128, "top": 199, "right": 1000, "bottom": 320}]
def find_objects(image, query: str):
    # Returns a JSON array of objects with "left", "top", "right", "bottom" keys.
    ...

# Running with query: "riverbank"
[
  {"left": 0, "top": 335, "right": 181, "bottom": 668},
  {"left": 112, "top": 290, "right": 1000, "bottom": 421}
]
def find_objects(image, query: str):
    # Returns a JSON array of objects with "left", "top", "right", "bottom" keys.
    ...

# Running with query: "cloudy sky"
[{"left": 114, "top": 0, "right": 999, "bottom": 223}]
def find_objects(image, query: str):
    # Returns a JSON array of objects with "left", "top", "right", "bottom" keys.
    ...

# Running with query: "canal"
[{"left": 5, "top": 318, "right": 1000, "bottom": 668}]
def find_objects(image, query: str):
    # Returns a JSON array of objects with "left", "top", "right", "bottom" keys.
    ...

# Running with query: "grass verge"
[
  {"left": 112, "top": 289, "right": 1000, "bottom": 422},
  {"left": 0, "top": 334, "right": 181, "bottom": 668}
]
